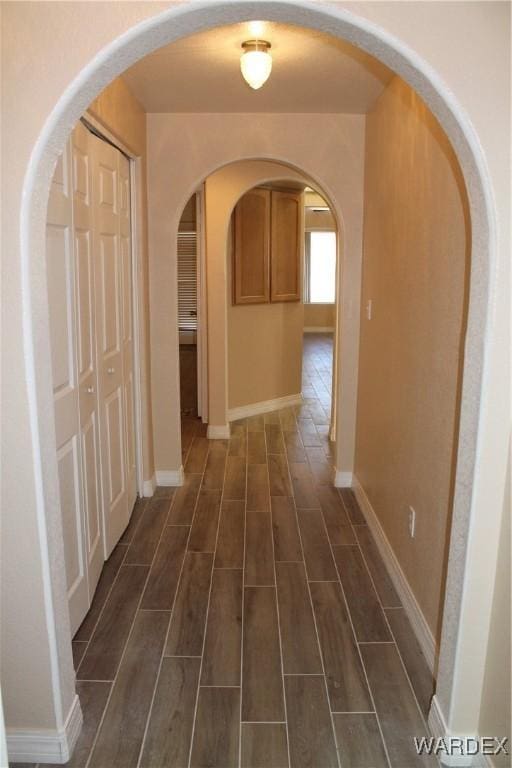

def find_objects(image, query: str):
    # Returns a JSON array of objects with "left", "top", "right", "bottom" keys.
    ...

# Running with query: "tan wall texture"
[
  {"left": 354, "top": 76, "right": 469, "bottom": 640},
  {"left": 304, "top": 304, "right": 336, "bottom": 329},
  {"left": 89, "top": 77, "right": 155, "bottom": 482}
]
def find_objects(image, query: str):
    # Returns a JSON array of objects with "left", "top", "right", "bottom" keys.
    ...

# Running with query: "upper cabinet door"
[
  {"left": 233, "top": 188, "right": 270, "bottom": 304},
  {"left": 270, "top": 190, "right": 303, "bottom": 302}
]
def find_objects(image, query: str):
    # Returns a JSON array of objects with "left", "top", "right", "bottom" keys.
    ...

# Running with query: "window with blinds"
[{"left": 177, "top": 231, "right": 197, "bottom": 331}]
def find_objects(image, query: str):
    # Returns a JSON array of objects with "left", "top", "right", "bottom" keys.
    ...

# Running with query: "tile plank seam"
[
  {"left": 85, "top": 490, "right": 178, "bottom": 767},
  {"left": 186, "top": 426, "right": 234, "bottom": 767},
  {"left": 136, "top": 433, "right": 211, "bottom": 768}
]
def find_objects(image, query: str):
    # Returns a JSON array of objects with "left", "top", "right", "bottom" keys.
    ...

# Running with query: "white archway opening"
[{"left": 18, "top": 0, "right": 496, "bottom": 755}]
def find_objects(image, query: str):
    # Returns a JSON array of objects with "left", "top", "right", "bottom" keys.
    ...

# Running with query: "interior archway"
[
  {"left": 18, "top": 0, "right": 495, "bottom": 753},
  {"left": 173, "top": 158, "right": 342, "bottom": 454}
]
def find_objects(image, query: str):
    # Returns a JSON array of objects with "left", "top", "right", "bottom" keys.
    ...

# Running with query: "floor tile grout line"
[
  {"left": 75, "top": 526, "right": 133, "bottom": 676},
  {"left": 294, "top": 368, "right": 394, "bottom": 768},
  {"left": 135, "top": 424, "right": 209, "bottom": 768},
  {"left": 85, "top": 491, "right": 177, "bottom": 768},
  {"left": 347, "top": 501, "right": 434, "bottom": 735},
  {"left": 241, "top": 720, "right": 287, "bottom": 724},
  {"left": 351, "top": 523, "right": 401, "bottom": 610},
  {"left": 266, "top": 418, "right": 292, "bottom": 768},
  {"left": 327, "top": 498, "right": 394, "bottom": 768},
  {"left": 187, "top": 428, "right": 232, "bottom": 768},
  {"left": 279, "top": 398, "right": 342, "bottom": 768},
  {"left": 238, "top": 419, "right": 248, "bottom": 768}
]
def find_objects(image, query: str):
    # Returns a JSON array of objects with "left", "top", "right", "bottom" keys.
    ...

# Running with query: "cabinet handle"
[
  {"left": 86, "top": 386, "right": 95, "bottom": 394},
  {"left": 107, "top": 367, "right": 115, "bottom": 375}
]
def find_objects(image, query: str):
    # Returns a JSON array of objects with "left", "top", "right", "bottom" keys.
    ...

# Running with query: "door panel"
[
  {"left": 57, "top": 437, "right": 83, "bottom": 595},
  {"left": 92, "top": 133, "right": 132, "bottom": 555},
  {"left": 233, "top": 188, "right": 270, "bottom": 304},
  {"left": 72, "top": 121, "right": 104, "bottom": 598},
  {"left": 105, "top": 387, "right": 125, "bottom": 508},
  {"left": 82, "top": 412, "right": 101, "bottom": 564},
  {"left": 99, "top": 233, "right": 121, "bottom": 359},
  {"left": 47, "top": 138, "right": 90, "bottom": 634},
  {"left": 270, "top": 190, "right": 303, "bottom": 302}
]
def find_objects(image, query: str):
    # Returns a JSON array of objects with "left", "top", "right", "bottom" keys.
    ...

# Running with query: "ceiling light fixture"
[{"left": 240, "top": 40, "right": 272, "bottom": 90}]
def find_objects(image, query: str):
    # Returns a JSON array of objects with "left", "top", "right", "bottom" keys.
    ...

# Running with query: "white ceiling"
[{"left": 123, "top": 21, "right": 393, "bottom": 114}]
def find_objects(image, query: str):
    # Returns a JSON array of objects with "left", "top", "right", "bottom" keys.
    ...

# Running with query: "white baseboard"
[
  {"left": 428, "top": 696, "right": 490, "bottom": 767},
  {"left": 143, "top": 474, "right": 156, "bottom": 497},
  {"left": 352, "top": 475, "right": 436, "bottom": 673},
  {"left": 155, "top": 467, "right": 184, "bottom": 487},
  {"left": 334, "top": 470, "right": 353, "bottom": 487},
  {"left": 7, "top": 693, "right": 82, "bottom": 764},
  {"left": 207, "top": 424, "right": 231, "bottom": 439},
  {"left": 228, "top": 393, "right": 303, "bottom": 422},
  {"left": 303, "top": 326, "right": 335, "bottom": 333}
]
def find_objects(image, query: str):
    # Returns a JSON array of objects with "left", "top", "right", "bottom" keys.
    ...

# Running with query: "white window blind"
[{"left": 177, "top": 231, "right": 197, "bottom": 330}]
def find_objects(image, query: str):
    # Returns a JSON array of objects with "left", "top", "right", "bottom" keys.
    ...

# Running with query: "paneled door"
[
  {"left": 270, "top": 190, "right": 303, "bottom": 302},
  {"left": 91, "top": 131, "right": 133, "bottom": 556},
  {"left": 72, "top": 121, "right": 104, "bottom": 599},
  {"left": 47, "top": 138, "right": 90, "bottom": 634},
  {"left": 233, "top": 188, "right": 271, "bottom": 304}
]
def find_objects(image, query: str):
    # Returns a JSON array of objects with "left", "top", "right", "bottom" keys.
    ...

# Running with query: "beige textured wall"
[
  {"left": 88, "top": 77, "right": 155, "bottom": 483},
  {"left": 354, "top": 77, "right": 469, "bottom": 640},
  {"left": 305, "top": 208, "right": 336, "bottom": 231},
  {"left": 204, "top": 165, "right": 307, "bottom": 412},
  {"left": 478, "top": 452, "right": 511, "bottom": 764},
  {"left": 304, "top": 304, "right": 336, "bottom": 329}
]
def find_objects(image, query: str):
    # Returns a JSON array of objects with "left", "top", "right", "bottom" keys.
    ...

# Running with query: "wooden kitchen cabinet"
[{"left": 233, "top": 186, "right": 303, "bottom": 305}]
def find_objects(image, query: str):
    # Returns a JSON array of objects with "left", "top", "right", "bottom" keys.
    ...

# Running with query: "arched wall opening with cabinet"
[{"left": 192, "top": 159, "right": 341, "bottom": 444}]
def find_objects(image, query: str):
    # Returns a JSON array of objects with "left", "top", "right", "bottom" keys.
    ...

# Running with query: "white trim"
[
  {"left": 428, "top": 696, "right": 489, "bottom": 767},
  {"left": 428, "top": 694, "right": 449, "bottom": 742},
  {"left": 143, "top": 474, "right": 156, "bottom": 497},
  {"left": 7, "top": 693, "right": 82, "bottom": 764},
  {"left": 227, "top": 393, "right": 303, "bottom": 422},
  {"left": 196, "top": 185, "right": 208, "bottom": 422},
  {"left": 155, "top": 467, "right": 184, "bottom": 487},
  {"left": 334, "top": 470, "right": 353, "bottom": 487},
  {"left": 130, "top": 157, "right": 145, "bottom": 499},
  {"left": 352, "top": 475, "right": 436, "bottom": 672},
  {"left": 303, "top": 326, "right": 335, "bottom": 333},
  {"left": 207, "top": 424, "right": 231, "bottom": 439}
]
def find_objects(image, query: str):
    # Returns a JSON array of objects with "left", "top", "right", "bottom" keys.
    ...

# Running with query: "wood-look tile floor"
[{"left": 19, "top": 334, "right": 436, "bottom": 768}]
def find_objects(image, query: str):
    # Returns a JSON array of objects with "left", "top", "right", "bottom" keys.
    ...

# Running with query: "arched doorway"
[{"left": 8, "top": 2, "right": 501, "bottom": 761}]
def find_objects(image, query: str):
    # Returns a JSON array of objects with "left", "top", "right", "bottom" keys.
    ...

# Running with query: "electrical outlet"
[{"left": 408, "top": 506, "right": 416, "bottom": 538}]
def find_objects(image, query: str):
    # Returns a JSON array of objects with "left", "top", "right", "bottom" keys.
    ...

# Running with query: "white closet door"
[
  {"left": 92, "top": 133, "right": 130, "bottom": 556},
  {"left": 72, "top": 122, "right": 104, "bottom": 597},
  {"left": 47, "top": 140, "right": 89, "bottom": 634},
  {"left": 119, "top": 153, "right": 137, "bottom": 510}
]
